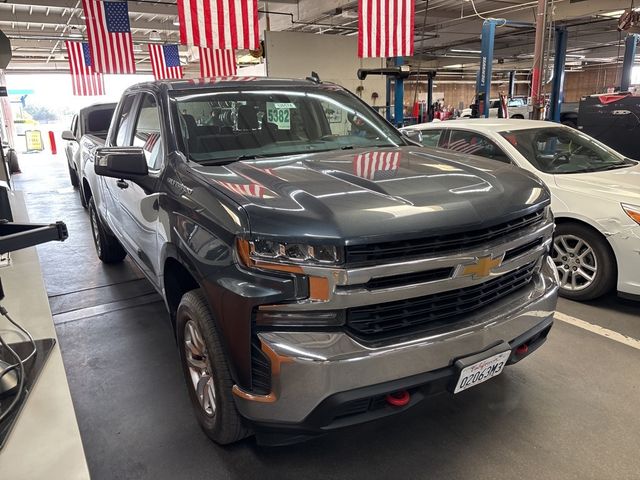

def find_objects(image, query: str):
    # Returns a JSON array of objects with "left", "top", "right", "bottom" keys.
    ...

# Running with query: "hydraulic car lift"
[{"left": 358, "top": 63, "right": 435, "bottom": 126}]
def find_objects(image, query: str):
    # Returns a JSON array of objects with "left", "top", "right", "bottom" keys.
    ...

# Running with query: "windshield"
[
  {"left": 170, "top": 85, "right": 404, "bottom": 164},
  {"left": 500, "top": 127, "right": 637, "bottom": 174}
]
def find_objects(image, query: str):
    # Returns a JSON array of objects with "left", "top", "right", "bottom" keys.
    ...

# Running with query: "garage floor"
[{"left": 13, "top": 153, "right": 640, "bottom": 480}]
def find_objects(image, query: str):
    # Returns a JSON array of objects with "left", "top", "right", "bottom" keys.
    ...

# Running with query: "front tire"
[
  {"left": 176, "top": 290, "right": 250, "bottom": 445},
  {"left": 551, "top": 223, "right": 616, "bottom": 301},
  {"left": 88, "top": 197, "right": 126, "bottom": 263}
]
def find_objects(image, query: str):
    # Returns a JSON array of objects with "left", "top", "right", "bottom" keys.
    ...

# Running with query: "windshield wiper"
[{"left": 199, "top": 154, "right": 265, "bottom": 166}]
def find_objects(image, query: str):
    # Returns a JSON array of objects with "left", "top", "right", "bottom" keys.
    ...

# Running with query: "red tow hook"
[
  {"left": 386, "top": 390, "right": 411, "bottom": 407},
  {"left": 516, "top": 343, "right": 529, "bottom": 355}
]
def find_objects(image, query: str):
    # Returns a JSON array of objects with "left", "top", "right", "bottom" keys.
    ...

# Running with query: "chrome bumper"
[{"left": 234, "top": 265, "right": 558, "bottom": 425}]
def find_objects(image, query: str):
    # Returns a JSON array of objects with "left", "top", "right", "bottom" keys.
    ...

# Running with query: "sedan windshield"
[
  {"left": 500, "top": 127, "right": 636, "bottom": 174},
  {"left": 171, "top": 85, "right": 404, "bottom": 164}
]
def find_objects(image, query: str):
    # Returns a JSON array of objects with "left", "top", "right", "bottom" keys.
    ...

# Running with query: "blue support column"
[
  {"left": 549, "top": 27, "right": 568, "bottom": 123},
  {"left": 508, "top": 71, "right": 516, "bottom": 98},
  {"left": 385, "top": 75, "right": 392, "bottom": 121},
  {"left": 427, "top": 75, "right": 434, "bottom": 121},
  {"left": 476, "top": 20, "right": 496, "bottom": 118},
  {"left": 394, "top": 57, "right": 404, "bottom": 126},
  {"left": 621, "top": 34, "right": 638, "bottom": 92}
]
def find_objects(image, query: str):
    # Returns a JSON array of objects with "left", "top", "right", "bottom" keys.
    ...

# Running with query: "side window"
[
  {"left": 420, "top": 129, "right": 443, "bottom": 147},
  {"left": 114, "top": 95, "right": 136, "bottom": 147},
  {"left": 131, "top": 94, "right": 163, "bottom": 171},
  {"left": 444, "top": 130, "right": 511, "bottom": 163}
]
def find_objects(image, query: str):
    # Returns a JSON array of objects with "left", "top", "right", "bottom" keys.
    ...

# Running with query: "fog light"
[{"left": 255, "top": 310, "right": 345, "bottom": 327}]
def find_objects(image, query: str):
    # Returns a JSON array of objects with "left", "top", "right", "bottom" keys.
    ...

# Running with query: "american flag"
[
  {"left": 358, "top": 0, "right": 415, "bottom": 58},
  {"left": 143, "top": 133, "right": 161, "bottom": 152},
  {"left": 82, "top": 0, "right": 136, "bottom": 74},
  {"left": 219, "top": 181, "right": 268, "bottom": 198},
  {"left": 446, "top": 139, "right": 485, "bottom": 155},
  {"left": 353, "top": 151, "right": 401, "bottom": 180},
  {"left": 65, "top": 41, "right": 105, "bottom": 96},
  {"left": 199, "top": 47, "right": 237, "bottom": 77},
  {"left": 148, "top": 44, "right": 184, "bottom": 80},
  {"left": 177, "top": 0, "right": 259, "bottom": 50},
  {"left": 188, "top": 76, "right": 256, "bottom": 85}
]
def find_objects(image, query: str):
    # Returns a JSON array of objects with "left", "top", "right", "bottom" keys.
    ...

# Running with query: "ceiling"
[{"left": 0, "top": 0, "right": 638, "bottom": 76}]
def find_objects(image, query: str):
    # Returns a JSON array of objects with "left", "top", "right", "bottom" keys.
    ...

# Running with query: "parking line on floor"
[{"left": 555, "top": 312, "right": 640, "bottom": 350}]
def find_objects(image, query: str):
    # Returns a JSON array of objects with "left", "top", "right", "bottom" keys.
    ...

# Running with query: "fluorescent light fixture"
[
  {"left": 69, "top": 27, "right": 83, "bottom": 38},
  {"left": 601, "top": 10, "right": 625, "bottom": 17},
  {"left": 566, "top": 54, "right": 586, "bottom": 59},
  {"left": 173, "top": 17, "right": 180, "bottom": 26},
  {"left": 450, "top": 48, "right": 481, "bottom": 54}
]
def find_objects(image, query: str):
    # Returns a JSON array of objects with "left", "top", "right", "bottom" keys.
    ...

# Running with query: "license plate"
[{"left": 453, "top": 350, "right": 511, "bottom": 394}]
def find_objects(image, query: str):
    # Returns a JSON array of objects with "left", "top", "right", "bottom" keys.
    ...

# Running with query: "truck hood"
[
  {"left": 190, "top": 147, "right": 548, "bottom": 244},
  {"left": 553, "top": 163, "right": 640, "bottom": 205}
]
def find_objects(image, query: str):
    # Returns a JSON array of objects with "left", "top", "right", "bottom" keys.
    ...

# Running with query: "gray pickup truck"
[
  {"left": 62, "top": 102, "right": 116, "bottom": 207},
  {"left": 82, "top": 77, "right": 558, "bottom": 446}
]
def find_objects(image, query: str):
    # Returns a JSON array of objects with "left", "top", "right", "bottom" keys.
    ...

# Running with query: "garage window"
[{"left": 132, "top": 94, "right": 163, "bottom": 171}]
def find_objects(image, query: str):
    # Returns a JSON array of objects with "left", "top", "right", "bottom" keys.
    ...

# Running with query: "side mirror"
[
  {"left": 61, "top": 130, "right": 76, "bottom": 141},
  {"left": 94, "top": 147, "right": 148, "bottom": 180},
  {"left": 402, "top": 129, "right": 423, "bottom": 145}
]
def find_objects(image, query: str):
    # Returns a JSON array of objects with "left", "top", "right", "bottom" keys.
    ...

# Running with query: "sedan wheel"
[
  {"left": 552, "top": 234, "right": 597, "bottom": 292},
  {"left": 550, "top": 223, "right": 616, "bottom": 301}
]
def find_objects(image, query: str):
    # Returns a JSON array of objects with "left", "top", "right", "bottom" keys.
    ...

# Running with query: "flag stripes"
[
  {"left": 199, "top": 47, "right": 237, "bottom": 77},
  {"left": 358, "top": 0, "right": 415, "bottom": 58},
  {"left": 219, "top": 181, "right": 266, "bottom": 198},
  {"left": 178, "top": 0, "right": 259, "bottom": 50},
  {"left": 148, "top": 44, "right": 184, "bottom": 80},
  {"left": 354, "top": 151, "right": 401, "bottom": 180},
  {"left": 82, "top": 0, "right": 136, "bottom": 74},
  {"left": 65, "top": 41, "right": 105, "bottom": 96},
  {"left": 446, "top": 139, "right": 485, "bottom": 155}
]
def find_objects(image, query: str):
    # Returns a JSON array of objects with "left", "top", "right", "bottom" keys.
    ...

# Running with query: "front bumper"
[
  {"left": 608, "top": 224, "right": 640, "bottom": 297},
  {"left": 233, "top": 268, "right": 558, "bottom": 443}
]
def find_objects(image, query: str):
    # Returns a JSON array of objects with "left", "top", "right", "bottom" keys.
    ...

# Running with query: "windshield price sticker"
[{"left": 266, "top": 102, "right": 295, "bottom": 129}]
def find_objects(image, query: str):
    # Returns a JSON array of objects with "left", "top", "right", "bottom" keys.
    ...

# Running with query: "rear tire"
[
  {"left": 68, "top": 163, "right": 79, "bottom": 188},
  {"left": 176, "top": 290, "right": 250, "bottom": 445},
  {"left": 511, "top": 114, "right": 524, "bottom": 119},
  {"left": 551, "top": 223, "right": 616, "bottom": 301},
  {"left": 79, "top": 182, "right": 88, "bottom": 209},
  {"left": 88, "top": 197, "right": 126, "bottom": 263}
]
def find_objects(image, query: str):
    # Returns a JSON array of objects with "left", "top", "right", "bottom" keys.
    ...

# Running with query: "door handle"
[{"left": 117, "top": 179, "right": 129, "bottom": 189}]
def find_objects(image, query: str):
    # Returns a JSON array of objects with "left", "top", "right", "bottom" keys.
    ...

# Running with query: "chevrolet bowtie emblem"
[{"left": 460, "top": 254, "right": 504, "bottom": 279}]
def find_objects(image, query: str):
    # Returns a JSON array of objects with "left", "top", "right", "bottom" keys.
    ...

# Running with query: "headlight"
[
  {"left": 621, "top": 203, "right": 640, "bottom": 225},
  {"left": 238, "top": 237, "right": 341, "bottom": 266},
  {"left": 236, "top": 238, "right": 339, "bottom": 302}
]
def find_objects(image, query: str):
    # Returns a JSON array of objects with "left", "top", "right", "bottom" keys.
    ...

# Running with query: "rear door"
[
  {"left": 115, "top": 92, "right": 165, "bottom": 284},
  {"left": 100, "top": 94, "right": 137, "bottom": 232}
]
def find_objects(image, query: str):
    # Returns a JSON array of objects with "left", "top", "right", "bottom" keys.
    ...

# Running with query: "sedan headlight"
[{"left": 621, "top": 203, "right": 640, "bottom": 225}]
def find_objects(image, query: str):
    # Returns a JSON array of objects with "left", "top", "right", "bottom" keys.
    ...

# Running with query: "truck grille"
[
  {"left": 346, "top": 261, "right": 538, "bottom": 342},
  {"left": 345, "top": 208, "right": 545, "bottom": 266}
]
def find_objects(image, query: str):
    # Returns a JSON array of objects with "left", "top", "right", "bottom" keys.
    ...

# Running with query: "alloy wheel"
[
  {"left": 184, "top": 320, "right": 217, "bottom": 417},
  {"left": 552, "top": 234, "right": 598, "bottom": 292}
]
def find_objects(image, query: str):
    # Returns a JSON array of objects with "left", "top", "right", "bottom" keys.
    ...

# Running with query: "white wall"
[{"left": 265, "top": 31, "right": 386, "bottom": 106}]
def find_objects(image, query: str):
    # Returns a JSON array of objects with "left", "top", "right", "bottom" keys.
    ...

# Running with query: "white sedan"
[{"left": 402, "top": 119, "right": 640, "bottom": 302}]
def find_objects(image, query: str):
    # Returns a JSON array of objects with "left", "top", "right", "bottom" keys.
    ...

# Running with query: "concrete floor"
[{"left": 12, "top": 152, "right": 640, "bottom": 480}]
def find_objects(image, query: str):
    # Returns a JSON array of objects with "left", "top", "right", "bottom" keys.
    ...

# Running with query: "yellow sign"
[
  {"left": 25, "top": 130, "right": 44, "bottom": 152},
  {"left": 461, "top": 254, "right": 504, "bottom": 280}
]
